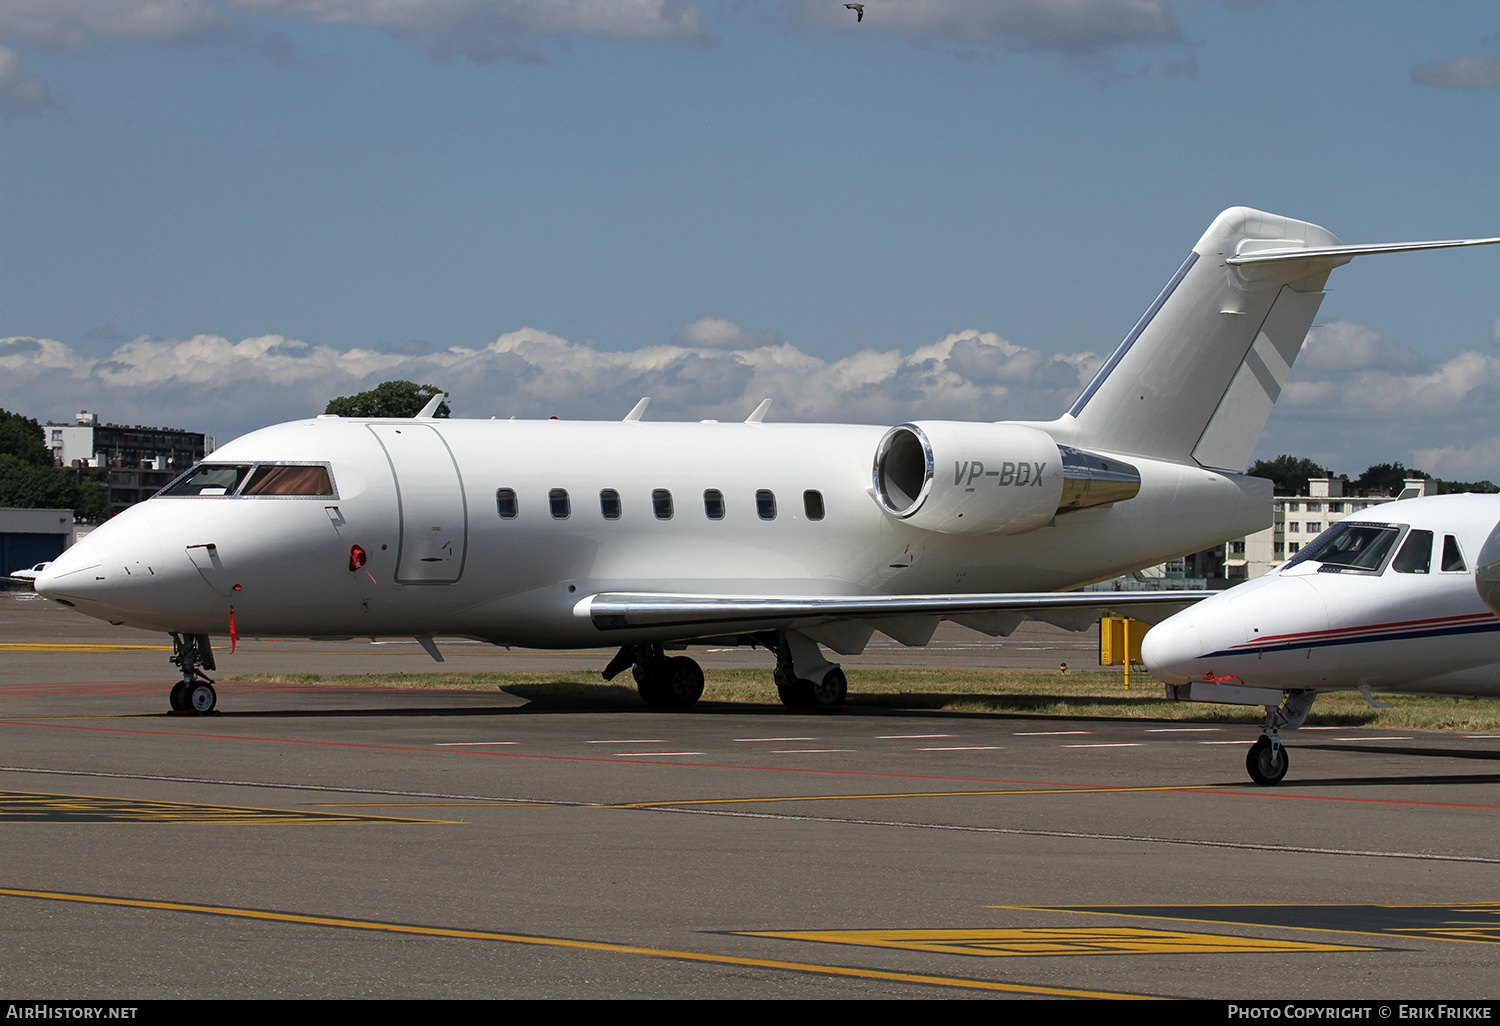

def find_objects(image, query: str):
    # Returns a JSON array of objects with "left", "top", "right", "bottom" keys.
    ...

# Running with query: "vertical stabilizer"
[{"left": 1046, "top": 207, "right": 1339, "bottom": 470}]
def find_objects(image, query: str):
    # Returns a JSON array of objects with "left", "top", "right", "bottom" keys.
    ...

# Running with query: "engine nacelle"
[
  {"left": 872, "top": 422, "right": 1141, "bottom": 535},
  {"left": 873, "top": 422, "right": 1065, "bottom": 534}
]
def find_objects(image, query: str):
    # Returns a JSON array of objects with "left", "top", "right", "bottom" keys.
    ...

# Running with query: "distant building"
[
  {"left": 42, "top": 410, "right": 209, "bottom": 518},
  {"left": 1092, "top": 475, "right": 1442, "bottom": 593},
  {"left": 1232, "top": 475, "right": 1438, "bottom": 580},
  {"left": 0, "top": 508, "right": 75, "bottom": 579}
]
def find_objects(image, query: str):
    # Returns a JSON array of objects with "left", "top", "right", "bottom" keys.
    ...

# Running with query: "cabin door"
[{"left": 368, "top": 424, "right": 468, "bottom": 584}]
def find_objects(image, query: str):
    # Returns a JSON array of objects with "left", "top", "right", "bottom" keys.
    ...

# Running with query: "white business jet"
[
  {"left": 35, "top": 209, "right": 1500, "bottom": 715},
  {"left": 1143, "top": 493, "right": 1500, "bottom": 786}
]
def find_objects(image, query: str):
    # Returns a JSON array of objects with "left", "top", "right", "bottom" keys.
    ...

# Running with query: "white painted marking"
[
  {"left": 612, "top": 751, "right": 703, "bottom": 757},
  {"left": 433, "top": 741, "right": 523, "bottom": 746},
  {"left": 734, "top": 737, "right": 816, "bottom": 742},
  {"left": 1144, "top": 728, "right": 1224, "bottom": 733},
  {"left": 1329, "top": 736, "right": 1413, "bottom": 742},
  {"left": 1015, "top": 731, "right": 1093, "bottom": 736},
  {"left": 877, "top": 734, "right": 956, "bottom": 739},
  {"left": 1197, "top": 740, "right": 1257, "bottom": 745},
  {"left": 914, "top": 746, "right": 1001, "bottom": 751},
  {"left": 765, "top": 749, "right": 854, "bottom": 754},
  {"left": 587, "top": 739, "right": 667, "bottom": 744},
  {"left": 1059, "top": 742, "right": 1141, "bottom": 748}
]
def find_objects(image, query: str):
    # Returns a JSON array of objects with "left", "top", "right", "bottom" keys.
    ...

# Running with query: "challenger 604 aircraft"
[
  {"left": 1144, "top": 493, "right": 1500, "bottom": 786},
  {"left": 35, "top": 208, "right": 1500, "bottom": 715}
]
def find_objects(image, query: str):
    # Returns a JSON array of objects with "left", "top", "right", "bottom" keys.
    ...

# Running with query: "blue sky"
[{"left": 2, "top": 1, "right": 1498, "bottom": 479}]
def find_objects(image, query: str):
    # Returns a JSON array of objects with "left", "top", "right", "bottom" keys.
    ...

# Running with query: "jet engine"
[{"left": 872, "top": 421, "right": 1140, "bottom": 535}]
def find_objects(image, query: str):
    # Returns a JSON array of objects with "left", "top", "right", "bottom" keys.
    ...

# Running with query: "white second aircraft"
[
  {"left": 35, "top": 208, "right": 1500, "bottom": 715},
  {"left": 1143, "top": 493, "right": 1500, "bottom": 786}
]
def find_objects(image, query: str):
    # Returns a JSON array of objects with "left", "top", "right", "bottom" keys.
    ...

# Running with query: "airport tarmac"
[{"left": 3, "top": 591, "right": 1500, "bottom": 1000}]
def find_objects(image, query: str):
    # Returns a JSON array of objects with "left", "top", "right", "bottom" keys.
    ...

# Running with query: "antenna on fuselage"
[
  {"left": 414, "top": 393, "right": 447, "bottom": 418},
  {"left": 623, "top": 397, "right": 650, "bottom": 422},
  {"left": 745, "top": 398, "right": 772, "bottom": 423}
]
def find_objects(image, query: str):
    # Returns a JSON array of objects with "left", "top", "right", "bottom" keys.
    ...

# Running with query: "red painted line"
[{"left": 1238, "top": 612, "right": 1495, "bottom": 649}]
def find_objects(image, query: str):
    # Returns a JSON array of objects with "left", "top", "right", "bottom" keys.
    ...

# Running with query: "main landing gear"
[
  {"left": 602, "top": 643, "right": 705, "bottom": 708},
  {"left": 1245, "top": 689, "right": 1317, "bottom": 786},
  {"left": 772, "top": 630, "right": 847, "bottom": 710},
  {"left": 601, "top": 629, "right": 849, "bottom": 712},
  {"left": 168, "top": 632, "right": 218, "bottom": 714}
]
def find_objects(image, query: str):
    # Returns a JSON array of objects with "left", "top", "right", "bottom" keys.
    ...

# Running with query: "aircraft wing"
[{"left": 577, "top": 589, "right": 1212, "bottom": 647}]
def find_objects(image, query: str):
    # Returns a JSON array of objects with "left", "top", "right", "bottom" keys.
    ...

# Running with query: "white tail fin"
[{"left": 1041, "top": 207, "right": 1500, "bottom": 470}]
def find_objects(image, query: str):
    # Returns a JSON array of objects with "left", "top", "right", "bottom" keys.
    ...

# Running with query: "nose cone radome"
[
  {"left": 1139, "top": 614, "right": 1205, "bottom": 685},
  {"left": 34, "top": 536, "right": 108, "bottom": 604},
  {"left": 34, "top": 507, "right": 178, "bottom": 626}
]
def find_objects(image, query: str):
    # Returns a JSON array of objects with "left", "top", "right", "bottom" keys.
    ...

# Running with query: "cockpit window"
[
  {"left": 1442, "top": 535, "right": 1467, "bottom": 572},
  {"left": 161, "top": 464, "right": 253, "bottom": 496},
  {"left": 242, "top": 465, "right": 334, "bottom": 496},
  {"left": 1283, "top": 522, "right": 1400, "bottom": 573},
  {"left": 1392, "top": 530, "right": 1433, "bottom": 574},
  {"left": 158, "top": 462, "right": 335, "bottom": 499}
]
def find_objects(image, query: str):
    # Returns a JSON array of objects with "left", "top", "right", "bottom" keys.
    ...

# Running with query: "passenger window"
[
  {"left": 600, "top": 489, "right": 621, "bottom": 520},
  {"left": 653, "top": 489, "right": 674, "bottom": 520},
  {"left": 803, "top": 490, "right": 824, "bottom": 521},
  {"left": 549, "top": 488, "right": 571, "bottom": 520},
  {"left": 496, "top": 488, "right": 518, "bottom": 519},
  {"left": 703, "top": 489, "right": 725, "bottom": 520},
  {"left": 756, "top": 489, "right": 777, "bottom": 520},
  {"left": 1392, "top": 530, "right": 1433, "bottom": 574},
  {"left": 1442, "top": 535, "right": 1467, "bottom": 572}
]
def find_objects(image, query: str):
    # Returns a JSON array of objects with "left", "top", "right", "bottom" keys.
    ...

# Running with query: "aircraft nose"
[
  {"left": 34, "top": 536, "right": 109, "bottom": 604},
  {"left": 1139, "top": 615, "right": 1205, "bottom": 685}
]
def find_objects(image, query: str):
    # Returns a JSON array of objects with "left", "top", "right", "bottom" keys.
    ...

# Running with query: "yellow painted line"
[
  {"left": 0, "top": 643, "right": 172, "bottom": 652},
  {"left": 0, "top": 887, "right": 1156, "bottom": 999},
  {"left": 992, "top": 903, "right": 1500, "bottom": 947},
  {"left": 742, "top": 928, "right": 1374, "bottom": 956},
  {"left": 0, "top": 790, "right": 457, "bottom": 825},
  {"left": 605, "top": 784, "right": 1218, "bottom": 809}
]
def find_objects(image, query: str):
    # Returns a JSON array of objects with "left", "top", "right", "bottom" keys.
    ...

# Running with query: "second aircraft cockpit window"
[
  {"left": 1283, "top": 522, "right": 1401, "bottom": 574},
  {"left": 160, "top": 463, "right": 334, "bottom": 498}
]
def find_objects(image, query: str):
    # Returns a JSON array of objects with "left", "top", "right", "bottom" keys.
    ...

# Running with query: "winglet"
[
  {"left": 623, "top": 397, "right": 650, "bottom": 422},
  {"left": 414, "top": 394, "right": 446, "bottom": 418},
  {"left": 745, "top": 399, "right": 772, "bottom": 423}
]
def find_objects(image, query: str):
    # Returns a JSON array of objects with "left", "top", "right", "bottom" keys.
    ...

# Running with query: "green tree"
[
  {"left": 0, "top": 408, "right": 54, "bottom": 466},
  {"left": 325, "top": 381, "right": 449, "bottom": 419},
  {"left": 1436, "top": 479, "right": 1500, "bottom": 494},
  {"left": 0, "top": 455, "right": 109, "bottom": 521},
  {"left": 1247, "top": 455, "right": 1331, "bottom": 495},
  {"left": 1354, "top": 462, "right": 1427, "bottom": 495}
]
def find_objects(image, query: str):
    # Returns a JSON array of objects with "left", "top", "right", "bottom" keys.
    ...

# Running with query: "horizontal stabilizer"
[{"left": 1226, "top": 236, "right": 1500, "bottom": 266}]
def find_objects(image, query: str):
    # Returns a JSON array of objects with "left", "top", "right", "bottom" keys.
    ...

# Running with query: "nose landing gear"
[{"left": 168, "top": 633, "right": 218, "bottom": 714}]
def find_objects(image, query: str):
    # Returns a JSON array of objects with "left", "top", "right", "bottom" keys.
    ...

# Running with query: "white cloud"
[
  {"left": 0, "top": 0, "right": 712, "bottom": 65},
  {"left": 672, "top": 317, "right": 781, "bottom": 350},
  {"left": 0, "top": 324, "right": 1101, "bottom": 444},
  {"left": 779, "top": 0, "right": 1181, "bottom": 57},
  {"left": 0, "top": 44, "right": 51, "bottom": 116},
  {"left": 1412, "top": 55, "right": 1500, "bottom": 89},
  {"left": 232, "top": 0, "right": 713, "bottom": 61},
  {"left": 9, "top": 317, "right": 1500, "bottom": 483},
  {"left": 1254, "top": 320, "right": 1500, "bottom": 480},
  {"left": 0, "top": 0, "right": 231, "bottom": 51}
]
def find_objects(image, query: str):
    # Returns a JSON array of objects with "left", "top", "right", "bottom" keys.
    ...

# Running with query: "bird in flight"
[{"left": 845, "top": 4, "right": 864, "bottom": 22}]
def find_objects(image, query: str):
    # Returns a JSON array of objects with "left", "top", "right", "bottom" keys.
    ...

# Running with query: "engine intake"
[{"left": 873, "top": 422, "right": 1139, "bottom": 535}]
